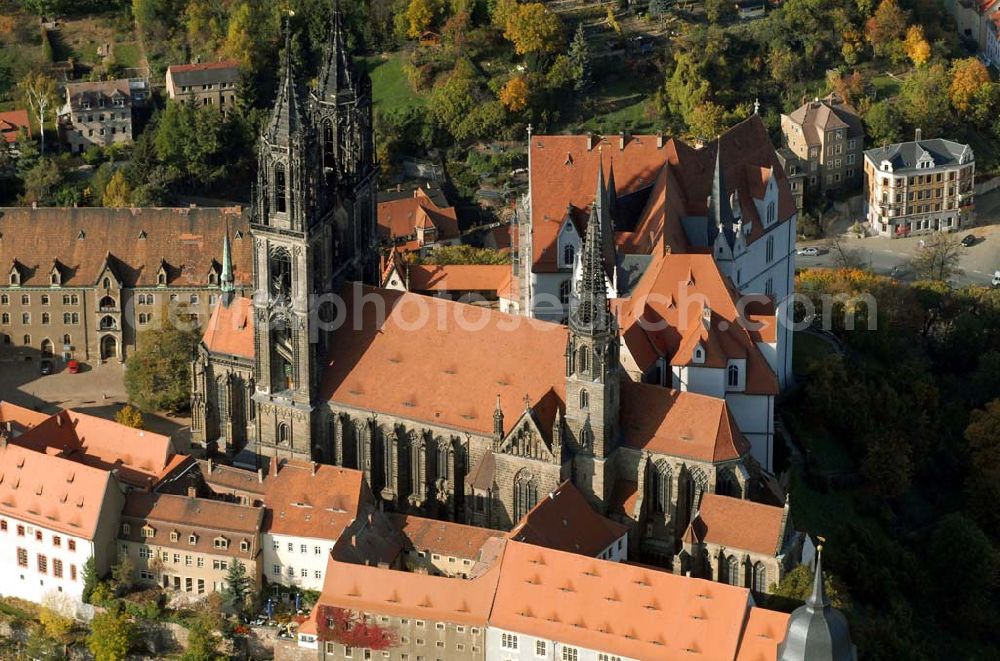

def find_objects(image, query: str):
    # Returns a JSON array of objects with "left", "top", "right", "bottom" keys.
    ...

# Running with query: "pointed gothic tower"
[
  {"left": 249, "top": 20, "right": 332, "bottom": 462},
  {"left": 220, "top": 225, "right": 235, "bottom": 307},
  {"left": 565, "top": 166, "right": 621, "bottom": 509},
  {"left": 309, "top": 2, "right": 378, "bottom": 282},
  {"left": 708, "top": 140, "right": 736, "bottom": 252}
]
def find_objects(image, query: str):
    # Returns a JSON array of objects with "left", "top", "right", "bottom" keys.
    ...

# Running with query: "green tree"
[
  {"left": 770, "top": 563, "right": 851, "bottom": 610},
  {"left": 24, "top": 624, "right": 64, "bottom": 661},
  {"left": 899, "top": 63, "right": 950, "bottom": 136},
  {"left": 220, "top": 558, "right": 253, "bottom": 616},
  {"left": 18, "top": 70, "right": 57, "bottom": 152},
  {"left": 648, "top": 0, "right": 671, "bottom": 16},
  {"left": 861, "top": 430, "right": 913, "bottom": 497},
  {"left": 909, "top": 233, "right": 963, "bottom": 282},
  {"left": 102, "top": 170, "right": 131, "bottom": 208},
  {"left": 81, "top": 556, "right": 98, "bottom": 604},
  {"left": 568, "top": 23, "right": 592, "bottom": 92},
  {"left": 124, "top": 326, "right": 200, "bottom": 413},
  {"left": 20, "top": 157, "right": 63, "bottom": 205},
  {"left": 181, "top": 616, "right": 225, "bottom": 661},
  {"left": 964, "top": 400, "right": 1000, "bottom": 537},
  {"left": 428, "top": 59, "right": 479, "bottom": 139},
  {"left": 926, "top": 513, "right": 998, "bottom": 635},
  {"left": 111, "top": 553, "right": 135, "bottom": 596},
  {"left": 687, "top": 100, "right": 728, "bottom": 138},
  {"left": 87, "top": 606, "right": 135, "bottom": 661},
  {"left": 705, "top": 0, "right": 735, "bottom": 23},
  {"left": 864, "top": 100, "right": 902, "bottom": 146},
  {"left": 865, "top": 0, "right": 908, "bottom": 61}
]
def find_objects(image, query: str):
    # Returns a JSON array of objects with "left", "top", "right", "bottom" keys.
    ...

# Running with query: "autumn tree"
[
  {"left": 904, "top": 25, "right": 931, "bottom": 67},
  {"left": 687, "top": 100, "right": 728, "bottom": 138},
  {"left": 827, "top": 70, "right": 865, "bottom": 107},
  {"left": 504, "top": 2, "right": 564, "bottom": 55},
  {"left": 124, "top": 326, "right": 200, "bottom": 413},
  {"left": 499, "top": 76, "right": 529, "bottom": 112},
  {"left": 909, "top": 233, "right": 963, "bottom": 282},
  {"left": 115, "top": 404, "right": 144, "bottom": 429},
  {"left": 18, "top": 71, "right": 57, "bottom": 153},
  {"left": 949, "top": 57, "right": 991, "bottom": 115},
  {"left": 770, "top": 563, "right": 851, "bottom": 610},
  {"left": 221, "top": 2, "right": 254, "bottom": 68},
  {"left": 102, "top": 169, "right": 131, "bottom": 208},
  {"left": 865, "top": 0, "right": 908, "bottom": 61},
  {"left": 404, "top": 0, "right": 444, "bottom": 39}
]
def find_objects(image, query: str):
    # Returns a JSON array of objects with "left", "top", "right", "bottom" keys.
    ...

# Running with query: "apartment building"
[
  {"left": 58, "top": 79, "right": 135, "bottom": 153},
  {"left": 780, "top": 94, "right": 864, "bottom": 197},
  {"left": 0, "top": 442, "right": 125, "bottom": 605},
  {"left": 165, "top": 60, "right": 241, "bottom": 112},
  {"left": 863, "top": 133, "right": 975, "bottom": 238}
]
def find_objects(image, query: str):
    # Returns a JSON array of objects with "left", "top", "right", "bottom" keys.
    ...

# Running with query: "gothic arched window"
[
  {"left": 752, "top": 562, "right": 767, "bottom": 593},
  {"left": 651, "top": 460, "right": 672, "bottom": 514},
  {"left": 513, "top": 471, "right": 538, "bottom": 522},
  {"left": 437, "top": 441, "right": 450, "bottom": 482},
  {"left": 323, "top": 119, "right": 335, "bottom": 167},
  {"left": 716, "top": 467, "right": 742, "bottom": 498},
  {"left": 727, "top": 364, "right": 740, "bottom": 388},
  {"left": 684, "top": 466, "right": 709, "bottom": 520},
  {"left": 563, "top": 244, "right": 575, "bottom": 266},
  {"left": 274, "top": 163, "right": 287, "bottom": 214},
  {"left": 269, "top": 248, "right": 292, "bottom": 299},
  {"left": 577, "top": 348, "right": 589, "bottom": 374},
  {"left": 277, "top": 423, "right": 289, "bottom": 445},
  {"left": 559, "top": 279, "right": 571, "bottom": 305},
  {"left": 579, "top": 389, "right": 589, "bottom": 410},
  {"left": 725, "top": 555, "right": 740, "bottom": 586}
]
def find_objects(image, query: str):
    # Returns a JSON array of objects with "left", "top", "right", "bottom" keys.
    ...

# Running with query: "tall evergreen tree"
[
  {"left": 221, "top": 558, "right": 252, "bottom": 616},
  {"left": 648, "top": 0, "right": 671, "bottom": 17},
  {"left": 568, "top": 23, "right": 592, "bottom": 92}
]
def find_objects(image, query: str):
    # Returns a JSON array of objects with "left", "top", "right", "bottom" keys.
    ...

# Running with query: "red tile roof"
[
  {"left": 391, "top": 513, "right": 505, "bottom": 559},
  {"left": 736, "top": 607, "right": 790, "bottom": 661},
  {"left": 0, "top": 401, "right": 51, "bottom": 434},
  {"left": 620, "top": 381, "right": 750, "bottom": 463},
  {"left": 377, "top": 188, "right": 458, "bottom": 244},
  {"left": 492, "top": 540, "right": 754, "bottom": 660},
  {"left": 616, "top": 252, "right": 778, "bottom": 395},
  {"left": 202, "top": 296, "right": 254, "bottom": 358},
  {"left": 11, "top": 409, "right": 182, "bottom": 489},
  {"left": 406, "top": 264, "right": 510, "bottom": 293},
  {"left": 318, "top": 285, "right": 567, "bottom": 437},
  {"left": 685, "top": 493, "right": 787, "bottom": 556},
  {"left": 509, "top": 480, "right": 628, "bottom": 557},
  {"left": 0, "top": 110, "right": 30, "bottom": 144},
  {"left": 0, "top": 443, "right": 116, "bottom": 539},
  {"left": 0, "top": 207, "right": 251, "bottom": 288},
  {"left": 261, "top": 459, "right": 363, "bottom": 540}
]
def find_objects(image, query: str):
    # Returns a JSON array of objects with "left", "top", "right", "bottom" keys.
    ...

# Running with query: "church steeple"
[
  {"left": 315, "top": 0, "right": 354, "bottom": 103},
  {"left": 220, "top": 224, "right": 234, "bottom": 305},
  {"left": 266, "top": 20, "right": 304, "bottom": 147},
  {"left": 573, "top": 177, "right": 613, "bottom": 335},
  {"left": 708, "top": 139, "right": 736, "bottom": 249}
]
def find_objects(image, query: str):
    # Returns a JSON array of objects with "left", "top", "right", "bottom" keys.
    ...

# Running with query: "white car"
[
  {"left": 797, "top": 247, "right": 820, "bottom": 256},
  {"left": 992, "top": 270, "right": 1000, "bottom": 287}
]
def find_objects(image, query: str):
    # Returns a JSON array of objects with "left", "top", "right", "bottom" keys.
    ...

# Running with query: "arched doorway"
[
  {"left": 100, "top": 335, "right": 118, "bottom": 361},
  {"left": 40, "top": 338, "right": 53, "bottom": 357}
]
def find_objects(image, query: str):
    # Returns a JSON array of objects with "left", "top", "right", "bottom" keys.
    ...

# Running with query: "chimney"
[
  {"left": 587, "top": 133, "right": 596, "bottom": 151},
  {"left": 915, "top": 128, "right": 922, "bottom": 142},
  {"left": 311, "top": 461, "right": 317, "bottom": 476},
  {"left": 656, "top": 131, "right": 664, "bottom": 149},
  {"left": 619, "top": 131, "right": 628, "bottom": 150},
  {"left": 257, "top": 467, "right": 264, "bottom": 483},
  {"left": 270, "top": 454, "right": 278, "bottom": 477},
  {"left": 187, "top": 485, "right": 197, "bottom": 498},
  {"left": 207, "top": 458, "right": 214, "bottom": 474}
]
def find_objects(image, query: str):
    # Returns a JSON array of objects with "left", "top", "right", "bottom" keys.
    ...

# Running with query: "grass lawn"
[
  {"left": 367, "top": 53, "right": 426, "bottom": 112},
  {"left": 792, "top": 330, "right": 835, "bottom": 376},
  {"left": 869, "top": 73, "right": 901, "bottom": 100},
  {"left": 114, "top": 42, "right": 142, "bottom": 68}
]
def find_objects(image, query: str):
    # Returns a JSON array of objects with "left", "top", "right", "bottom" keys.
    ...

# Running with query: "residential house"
[
  {"left": 118, "top": 491, "right": 264, "bottom": 598},
  {"left": 377, "top": 184, "right": 460, "bottom": 255},
  {"left": 165, "top": 60, "right": 242, "bottom": 113},
  {"left": 863, "top": 131, "right": 975, "bottom": 238},
  {"left": 392, "top": 514, "right": 506, "bottom": 577},
  {"left": 679, "top": 493, "right": 808, "bottom": 596},
  {"left": 774, "top": 147, "right": 805, "bottom": 213},
  {"left": 0, "top": 442, "right": 125, "bottom": 604},
  {"left": 780, "top": 94, "right": 864, "bottom": 198},
  {"left": 0, "top": 109, "right": 30, "bottom": 145},
  {"left": 59, "top": 79, "right": 135, "bottom": 153}
]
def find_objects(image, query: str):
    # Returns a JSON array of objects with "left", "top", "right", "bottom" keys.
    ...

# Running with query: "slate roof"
[
  {"left": 0, "top": 207, "right": 250, "bottom": 288},
  {"left": 864, "top": 138, "right": 973, "bottom": 173},
  {"left": 167, "top": 60, "right": 240, "bottom": 88},
  {"left": 65, "top": 80, "right": 131, "bottom": 111},
  {"left": 784, "top": 95, "right": 863, "bottom": 145}
]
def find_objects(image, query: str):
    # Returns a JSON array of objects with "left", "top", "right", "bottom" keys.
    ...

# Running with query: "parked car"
[
  {"left": 961, "top": 234, "right": 977, "bottom": 247},
  {"left": 797, "top": 247, "right": 820, "bottom": 256},
  {"left": 67, "top": 360, "right": 80, "bottom": 374},
  {"left": 40, "top": 359, "right": 53, "bottom": 375},
  {"left": 992, "top": 270, "right": 1000, "bottom": 288}
]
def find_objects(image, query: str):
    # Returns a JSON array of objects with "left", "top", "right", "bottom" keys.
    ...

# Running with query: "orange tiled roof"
[
  {"left": 202, "top": 296, "right": 254, "bottom": 358},
  {"left": 529, "top": 116, "right": 795, "bottom": 272},
  {"left": 0, "top": 443, "right": 115, "bottom": 539},
  {"left": 377, "top": 188, "right": 458, "bottom": 243},
  {"left": 0, "top": 207, "right": 251, "bottom": 288},
  {"left": 509, "top": 480, "right": 628, "bottom": 557},
  {"left": 620, "top": 381, "right": 750, "bottom": 463},
  {"left": 492, "top": 540, "right": 754, "bottom": 660},
  {"left": 12, "top": 409, "right": 182, "bottom": 489},
  {"left": 736, "top": 607, "right": 790, "bottom": 661},
  {"left": 685, "top": 493, "right": 787, "bottom": 556},
  {"left": 406, "top": 264, "right": 510, "bottom": 292},
  {"left": 313, "top": 547, "right": 504, "bottom": 626},
  {"left": 0, "top": 401, "right": 51, "bottom": 434},
  {"left": 391, "top": 513, "right": 505, "bottom": 559},
  {"left": 261, "top": 459, "right": 363, "bottom": 540},
  {"left": 0, "top": 110, "right": 30, "bottom": 143},
  {"left": 121, "top": 492, "right": 263, "bottom": 558},
  {"left": 617, "top": 252, "right": 778, "bottom": 395},
  {"left": 318, "top": 285, "right": 567, "bottom": 437}
]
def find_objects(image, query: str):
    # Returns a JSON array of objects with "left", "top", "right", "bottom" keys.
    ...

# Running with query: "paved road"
[{"left": 798, "top": 221, "right": 999, "bottom": 287}]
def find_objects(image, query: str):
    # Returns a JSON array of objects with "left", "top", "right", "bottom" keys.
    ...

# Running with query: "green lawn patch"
[
  {"left": 869, "top": 73, "right": 900, "bottom": 100},
  {"left": 114, "top": 42, "right": 142, "bottom": 69},
  {"left": 367, "top": 53, "right": 426, "bottom": 111}
]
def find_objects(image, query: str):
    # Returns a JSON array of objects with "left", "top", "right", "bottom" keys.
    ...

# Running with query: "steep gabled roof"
[
  {"left": 167, "top": 60, "right": 240, "bottom": 88},
  {"left": 684, "top": 493, "right": 788, "bottom": 556},
  {"left": 202, "top": 296, "right": 254, "bottom": 358}
]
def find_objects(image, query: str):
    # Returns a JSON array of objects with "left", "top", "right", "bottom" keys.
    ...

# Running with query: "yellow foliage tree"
[
  {"left": 606, "top": 7, "right": 622, "bottom": 36},
  {"left": 949, "top": 57, "right": 991, "bottom": 114},
  {"left": 499, "top": 76, "right": 529, "bottom": 112},
  {"left": 503, "top": 3, "right": 564, "bottom": 55},
  {"left": 222, "top": 2, "right": 254, "bottom": 68},
  {"left": 406, "top": 0, "right": 442, "bottom": 39},
  {"left": 115, "top": 404, "right": 144, "bottom": 430},
  {"left": 904, "top": 25, "right": 931, "bottom": 67},
  {"left": 102, "top": 170, "right": 131, "bottom": 208}
]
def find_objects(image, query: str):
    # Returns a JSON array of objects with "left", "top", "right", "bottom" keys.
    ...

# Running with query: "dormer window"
[
  {"left": 121, "top": 523, "right": 130, "bottom": 535},
  {"left": 9, "top": 268, "right": 19, "bottom": 286},
  {"left": 170, "top": 530, "right": 179, "bottom": 542},
  {"left": 240, "top": 539, "right": 250, "bottom": 553},
  {"left": 157, "top": 266, "right": 167, "bottom": 287},
  {"left": 189, "top": 533, "right": 198, "bottom": 545},
  {"left": 140, "top": 525, "right": 155, "bottom": 538},
  {"left": 214, "top": 536, "right": 229, "bottom": 550},
  {"left": 693, "top": 344, "right": 705, "bottom": 364},
  {"left": 728, "top": 363, "right": 740, "bottom": 387}
]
